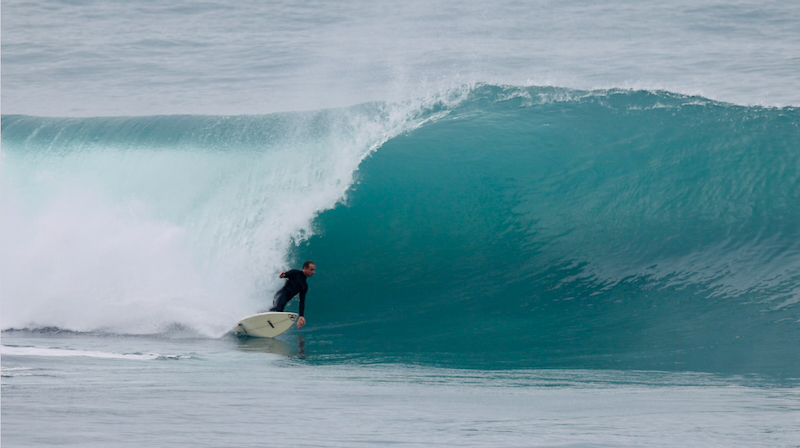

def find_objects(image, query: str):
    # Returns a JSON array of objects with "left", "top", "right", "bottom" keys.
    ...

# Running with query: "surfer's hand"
[
  {"left": 279, "top": 271, "right": 286, "bottom": 278},
  {"left": 297, "top": 316, "right": 306, "bottom": 329}
]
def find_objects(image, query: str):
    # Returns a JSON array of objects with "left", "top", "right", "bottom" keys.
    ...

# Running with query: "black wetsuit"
[{"left": 270, "top": 269, "right": 308, "bottom": 316}]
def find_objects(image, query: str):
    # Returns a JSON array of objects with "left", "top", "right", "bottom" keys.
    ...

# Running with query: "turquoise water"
[
  {"left": 3, "top": 1, "right": 800, "bottom": 446},
  {"left": 4, "top": 87, "right": 798, "bottom": 374},
  {"left": 4, "top": 85, "right": 799, "bottom": 446},
  {"left": 302, "top": 87, "right": 800, "bottom": 374}
]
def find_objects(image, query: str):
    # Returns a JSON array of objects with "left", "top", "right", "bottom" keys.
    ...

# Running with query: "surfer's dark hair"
[{"left": 303, "top": 260, "right": 315, "bottom": 269}]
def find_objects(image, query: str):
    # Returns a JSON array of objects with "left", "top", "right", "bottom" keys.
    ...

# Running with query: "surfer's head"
[{"left": 302, "top": 260, "right": 316, "bottom": 277}]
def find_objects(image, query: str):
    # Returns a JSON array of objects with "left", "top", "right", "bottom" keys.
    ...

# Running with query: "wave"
[
  {"left": 301, "top": 86, "right": 800, "bottom": 373},
  {"left": 2, "top": 85, "right": 799, "bottom": 373}
]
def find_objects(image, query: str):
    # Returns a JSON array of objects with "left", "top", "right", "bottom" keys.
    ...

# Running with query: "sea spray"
[{"left": 0, "top": 88, "right": 468, "bottom": 336}]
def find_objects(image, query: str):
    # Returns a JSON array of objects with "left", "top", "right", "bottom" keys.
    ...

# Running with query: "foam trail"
[{"left": 1, "top": 345, "right": 182, "bottom": 361}]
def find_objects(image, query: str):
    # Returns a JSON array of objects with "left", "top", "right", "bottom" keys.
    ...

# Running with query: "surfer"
[{"left": 270, "top": 261, "right": 315, "bottom": 329}]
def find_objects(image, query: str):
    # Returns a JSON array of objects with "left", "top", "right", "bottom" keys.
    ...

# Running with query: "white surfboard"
[{"left": 232, "top": 312, "right": 298, "bottom": 338}]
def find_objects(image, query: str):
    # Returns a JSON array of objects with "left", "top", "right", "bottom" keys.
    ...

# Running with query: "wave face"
[
  {"left": 301, "top": 86, "right": 800, "bottom": 373},
  {"left": 3, "top": 86, "right": 799, "bottom": 373}
]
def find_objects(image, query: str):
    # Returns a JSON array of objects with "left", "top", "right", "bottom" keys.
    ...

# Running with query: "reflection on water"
[
  {"left": 298, "top": 334, "right": 305, "bottom": 358},
  {"left": 236, "top": 334, "right": 305, "bottom": 358}
]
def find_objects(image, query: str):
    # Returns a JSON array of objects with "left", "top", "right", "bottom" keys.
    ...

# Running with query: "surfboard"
[{"left": 232, "top": 312, "right": 298, "bottom": 338}]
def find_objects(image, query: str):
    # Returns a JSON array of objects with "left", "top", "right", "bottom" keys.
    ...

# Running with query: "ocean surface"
[{"left": 2, "top": 1, "right": 800, "bottom": 447}]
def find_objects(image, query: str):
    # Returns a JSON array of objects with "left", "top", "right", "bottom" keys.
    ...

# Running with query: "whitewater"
[{"left": 3, "top": 1, "right": 800, "bottom": 447}]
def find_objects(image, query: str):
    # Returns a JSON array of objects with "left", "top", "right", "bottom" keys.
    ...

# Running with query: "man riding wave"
[{"left": 270, "top": 260, "right": 315, "bottom": 329}]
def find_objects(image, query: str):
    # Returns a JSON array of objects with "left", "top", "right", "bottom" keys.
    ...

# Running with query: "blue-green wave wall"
[{"left": 299, "top": 86, "right": 800, "bottom": 373}]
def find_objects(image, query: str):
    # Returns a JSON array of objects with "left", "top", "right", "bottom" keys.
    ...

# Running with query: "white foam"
[
  {"left": 0, "top": 366, "right": 35, "bottom": 377},
  {"left": 1, "top": 345, "right": 183, "bottom": 361},
  {"left": 0, "top": 90, "right": 467, "bottom": 337}
]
